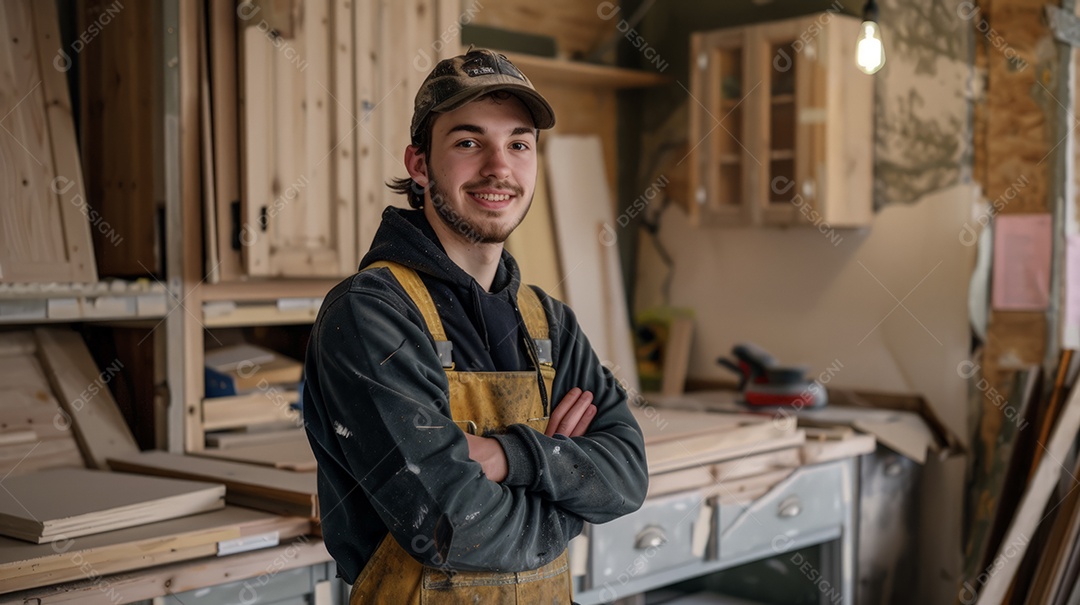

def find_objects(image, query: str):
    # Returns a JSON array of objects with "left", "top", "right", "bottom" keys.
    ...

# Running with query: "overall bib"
[{"left": 350, "top": 261, "right": 574, "bottom": 605}]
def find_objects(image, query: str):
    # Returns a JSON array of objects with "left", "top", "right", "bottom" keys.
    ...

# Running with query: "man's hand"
[
  {"left": 545, "top": 387, "right": 596, "bottom": 438},
  {"left": 464, "top": 433, "right": 508, "bottom": 483}
]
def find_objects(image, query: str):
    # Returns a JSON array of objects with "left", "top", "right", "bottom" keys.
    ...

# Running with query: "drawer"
[
  {"left": 717, "top": 461, "right": 847, "bottom": 562},
  {"left": 588, "top": 490, "right": 706, "bottom": 588}
]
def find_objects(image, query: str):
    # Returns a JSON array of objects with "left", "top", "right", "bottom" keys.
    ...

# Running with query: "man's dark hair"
[{"left": 387, "top": 91, "right": 539, "bottom": 209}]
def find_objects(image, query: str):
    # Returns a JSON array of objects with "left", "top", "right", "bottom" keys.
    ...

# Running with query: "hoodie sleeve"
[
  {"left": 304, "top": 281, "right": 581, "bottom": 572},
  {"left": 489, "top": 290, "right": 649, "bottom": 523}
]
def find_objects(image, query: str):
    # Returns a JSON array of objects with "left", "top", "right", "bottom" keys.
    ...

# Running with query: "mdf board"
[
  {"left": 0, "top": 468, "right": 225, "bottom": 543},
  {"left": 0, "top": 0, "right": 97, "bottom": 283},
  {"left": 33, "top": 329, "right": 138, "bottom": 469},
  {"left": 239, "top": 0, "right": 355, "bottom": 277},
  {"left": 545, "top": 135, "right": 639, "bottom": 393},
  {"left": 77, "top": 0, "right": 156, "bottom": 276}
]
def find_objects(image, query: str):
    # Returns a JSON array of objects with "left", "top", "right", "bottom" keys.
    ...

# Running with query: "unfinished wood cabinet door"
[
  {"left": 689, "top": 14, "right": 872, "bottom": 229},
  {"left": 0, "top": 0, "right": 97, "bottom": 283},
  {"left": 239, "top": 0, "right": 356, "bottom": 277}
]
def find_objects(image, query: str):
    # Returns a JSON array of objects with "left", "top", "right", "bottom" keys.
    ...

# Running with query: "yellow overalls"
[{"left": 350, "top": 261, "right": 574, "bottom": 604}]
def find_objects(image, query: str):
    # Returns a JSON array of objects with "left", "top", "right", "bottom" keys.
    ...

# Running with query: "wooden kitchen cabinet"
[{"left": 689, "top": 13, "right": 872, "bottom": 228}]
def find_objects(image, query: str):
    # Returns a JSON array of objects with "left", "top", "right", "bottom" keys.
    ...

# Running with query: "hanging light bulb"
[{"left": 856, "top": 0, "right": 885, "bottom": 75}]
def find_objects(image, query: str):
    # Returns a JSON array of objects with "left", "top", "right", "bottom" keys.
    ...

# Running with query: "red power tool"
[{"left": 717, "top": 343, "right": 828, "bottom": 408}]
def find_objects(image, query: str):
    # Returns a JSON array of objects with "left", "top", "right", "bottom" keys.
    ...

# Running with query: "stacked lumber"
[
  {"left": 108, "top": 451, "right": 319, "bottom": 519},
  {"left": 0, "top": 506, "right": 311, "bottom": 594},
  {"left": 0, "top": 468, "right": 225, "bottom": 543},
  {"left": 631, "top": 405, "right": 805, "bottom": 484},
  {"left": 0, "top": 333, "right": 83, "bottom": 477}
]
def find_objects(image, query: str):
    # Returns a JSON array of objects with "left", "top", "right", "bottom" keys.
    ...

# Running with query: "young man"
[{"left": 303, "top": 48, "right": 648, "bottom": 604}]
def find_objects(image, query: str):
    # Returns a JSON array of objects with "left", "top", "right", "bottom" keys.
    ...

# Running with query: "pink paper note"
[{"left": 992, "top": 214, "right": 1051, "bottom": 311}]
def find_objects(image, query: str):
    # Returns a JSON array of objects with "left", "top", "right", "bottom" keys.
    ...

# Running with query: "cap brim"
[{"left": 431, "top": 82, "right": 556, "bottom": 131}]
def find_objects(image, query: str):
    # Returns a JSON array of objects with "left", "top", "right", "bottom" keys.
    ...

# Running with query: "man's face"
[{"left": 415, "top": 95, "right": 538, "bottom": 245}]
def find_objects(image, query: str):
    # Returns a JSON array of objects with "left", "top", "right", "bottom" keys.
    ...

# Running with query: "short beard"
[{"left": 427, "top": 177, "right": 530, "bottom": 245}]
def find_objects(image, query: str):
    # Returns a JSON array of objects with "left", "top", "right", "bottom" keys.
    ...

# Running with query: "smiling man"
[{"left": 302, "top": 49, "right": 648, "bottom": 604}]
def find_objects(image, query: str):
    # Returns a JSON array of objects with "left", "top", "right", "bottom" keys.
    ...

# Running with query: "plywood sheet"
[
  {"left": 107, "top": 451, "right": 318, "bottom": 519},
  {"left": 0, "top": 468, "right": 225, "bottom": 543},
  {"left": 545, "top": 135, "right": 639, "bottom": 393}
]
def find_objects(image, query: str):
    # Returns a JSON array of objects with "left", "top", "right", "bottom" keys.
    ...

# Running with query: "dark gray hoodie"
[{"left": 303, "top": 206, "right": 648, "bottom": 584}]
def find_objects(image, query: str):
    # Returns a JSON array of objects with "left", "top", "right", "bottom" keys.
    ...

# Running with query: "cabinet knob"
[
  {"left": 634, "top": 526, "right": 667, "bottom": 550},
  {"left": 801, "top": 179, "right": 815, "bottom": 199},
  {"left": 778, "top": 496, "right": 802, "bottom": 518},
  {"left": 698, "top": 52, "right": 708, "bottom": 70}
]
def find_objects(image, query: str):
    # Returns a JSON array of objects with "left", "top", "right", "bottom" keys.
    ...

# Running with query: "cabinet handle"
[
  {"left": 634, "top": 526, "right": 667, "bottom": 550},
  {"left": 778, "top": 496, "right": 802, "bottom": 518}
]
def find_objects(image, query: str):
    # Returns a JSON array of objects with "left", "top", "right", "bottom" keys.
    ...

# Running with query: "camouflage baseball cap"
[{"left": 410, "top": 48, "right": 555, "bottom": 142}]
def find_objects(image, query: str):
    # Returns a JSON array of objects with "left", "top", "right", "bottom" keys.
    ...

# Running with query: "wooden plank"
[
  {"left": 205, "top": 427, "right": 304, "bottom": 449},
  {"left": 545, "top": 135, "right": 639, "bottom": 393},
  {"left": 0, "top": 332, "right": 35, "bottom": 357},
  {"left": 1024, "top": 456, "right": 1080, "bottom": 605},
  {"left": 0, "top": 0, "right": 97, "bottom": 283},
  {"left": 333, "top": 0, "right": 358, "bottom": 275},
  {"left": 0, "top": 506, "right": 308, "bottom": 594},
  {"left": 239, "top": 24, "right": 274, "bottom": 276},
  {"left": 799, "top": 432, "right": 875, "bottom": 465},
  {"left": 0, "top": 468, "right": 224, "bottom": 543},
  {"left": 199, "top": 5, "right": 220, "bottom": 283},
  {"left": 33, "top": 329, "right": 137, "bottom": 469},
  {"left": 201, "top": 389, "right": 300, "bottom": 431},
  {"left": 209, "top": 0, "right": 244, "bottom": 282},
  {"left": 647, "top": 447, "right": 801, "bottom": 499},
  {"left": 192, "top": 433, "right": 316, "bottom": 471},
  {"left": 470, "top": 0, "right": 616, "bottom": 60},
  {"left": 631, "top": 406, "right": 767, "bottom": 445},
  {"left": 76, "top": 0, "right": 155, "bottom": 276},
  {"left": 3, "top": 536, "right": 327, "bottom": 604},
  {"left": 0, "top": 353, "right": 50, "bottom": 391},
  {"left": 975, "top": 382, "right": 1080, "bottom": 604},
  {"left": 106, "top": 451, "right": 318, "bottom": 518},
  {"left": 354, "top": 0, "right": 380, "bottom": 259}
]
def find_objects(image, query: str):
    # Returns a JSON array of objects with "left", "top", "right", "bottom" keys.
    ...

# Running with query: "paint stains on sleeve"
[
  {"left": 413, "top": 504, "right": 429, "bottom": 529},
  {"left": 407, "top": 462, "right": 421, "bottom": 475},
  {"left": 333, "top": 421, "right": 353, "bottom": 439}
]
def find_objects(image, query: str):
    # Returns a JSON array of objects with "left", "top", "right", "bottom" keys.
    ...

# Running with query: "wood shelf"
[
  {"left": 0, "top": 280, "right": 168, "bottom": 324},
  {"left": 200, "top": 279, "right": 341, "bottom": 302},
  {"left": 501, "top": 52, "right": 671, "bottom": 88},
  {"left": 771, "top": 93, "right": 794, "bottom": 104}
]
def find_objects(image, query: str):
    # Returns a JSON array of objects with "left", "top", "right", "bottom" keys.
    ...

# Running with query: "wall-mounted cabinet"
[{"left": 689, "top": 14, "right": 872, "bottom": 228}]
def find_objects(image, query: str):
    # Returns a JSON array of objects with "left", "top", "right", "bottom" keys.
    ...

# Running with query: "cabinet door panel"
[{"left": 239, "top": 0, "right": 355, "bottom": 278}]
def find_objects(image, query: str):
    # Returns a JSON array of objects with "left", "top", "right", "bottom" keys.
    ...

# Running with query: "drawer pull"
[
  {"left": 778, "top": 496, "right": 802, "bottom": 518},
  {"left": 634, "top": 526, "right": 667, "bottom": 550}
]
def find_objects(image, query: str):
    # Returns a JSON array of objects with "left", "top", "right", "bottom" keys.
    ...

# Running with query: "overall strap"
[
  {"left": 362, "top": 261, "right": 453, "bottom": 368},
  {"left": 517, "top": 285, "right": 553, "bottom": 366}
]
